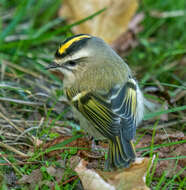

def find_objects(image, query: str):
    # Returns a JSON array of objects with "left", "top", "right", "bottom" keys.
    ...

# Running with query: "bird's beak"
[{"left": 45, "top": 61, "right": 60, "bottom": 70}]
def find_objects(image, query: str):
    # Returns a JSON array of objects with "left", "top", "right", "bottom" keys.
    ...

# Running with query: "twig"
[
  {"left": 0, "top": 97, "right": 43, "bottom": 106},
  {"left": 0, "top": 112, "right": 23, "bottom": 133},
  {"left": 141, "top": 119, "right": 186, "bottom": 130},
  {"left": 7, "top": 142, "right": 32, "bottom": 147},
  {"left": 0, "top": 113, "right": 44, "bottom": 143},
  {"left": 0, "top": 119, "right": 72, "bottom": 127},
  {"left": 15, "top": 126, "right": 40, "bottom": 142},
  {"left": 150, "top": 10, "right": 185, "bottom": 18},
  {"left": 14, "top": 117, "right": 44, "bottom": 145},
  {"left": 62, "top": 176, "right": 78, "bottom": 185},
  {"left": 172, "top": 90, "right": 186, "bottom": 103},
  {"left": 0, "top": 103, "right": 8, "bottom": 115},
  {"left": 0, "top": 119, "right": 39, "bottom": 124},
  {"left": 2, "top": 60, "right": 41, "bottom": 79},
  {"left": 0, "top": 142, "right": 28, "bottom": 158},
  {"left": 0, "top": 158, "right": 40, "bottom": 166},
  {"left": 0, "top": 153, "right": 23, "bottom": 176}
]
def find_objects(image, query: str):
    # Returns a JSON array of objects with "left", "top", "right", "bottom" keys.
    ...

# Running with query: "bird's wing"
[{"left": 65, "top": 78, "right": 138, "bottom": 141}]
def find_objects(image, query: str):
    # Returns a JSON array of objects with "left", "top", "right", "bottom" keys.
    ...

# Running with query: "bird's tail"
[{"left": 105, "top": 137, "right": 136, "bottom": 170}]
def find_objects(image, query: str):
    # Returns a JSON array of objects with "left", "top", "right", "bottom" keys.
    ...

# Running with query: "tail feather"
[
  {"left": 106, "top": 137, "right": 136, "bottom": 170},
  {"left": 120, "top": 137, "right": 136, "bottom": 159},
  {"left": 113, "top": 141, "right": 123, "bottom": 167}
]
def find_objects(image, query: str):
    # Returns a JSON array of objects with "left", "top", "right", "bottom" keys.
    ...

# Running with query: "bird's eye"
[{"left": 66, "top": 60, "right": 76, "bottom": 67}]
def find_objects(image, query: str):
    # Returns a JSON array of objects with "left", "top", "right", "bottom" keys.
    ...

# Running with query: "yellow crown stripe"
[{"left": 59, "top": 35, "right": 91, "bottom": 55}]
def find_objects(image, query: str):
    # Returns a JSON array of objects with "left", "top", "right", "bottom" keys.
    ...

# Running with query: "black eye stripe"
[{"left": 65, "top": 60, "right": 77, "bottom": 66}]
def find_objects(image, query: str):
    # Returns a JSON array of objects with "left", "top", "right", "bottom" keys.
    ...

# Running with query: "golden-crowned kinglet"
[{"left": 47, "top": 34, "right": 144, "bottom": 169}]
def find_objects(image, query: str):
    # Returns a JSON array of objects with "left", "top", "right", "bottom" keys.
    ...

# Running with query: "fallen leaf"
[
  {"left": 59, "top": 0, "right": 138, "bottom": 43},
  {"left": 111, "top": 13, "right": 144, "bottom": 55},
  {"left": 18, "top": 169, "right": 42, "bottom": 189},
  {"left": 75, "top": 157, "right": 153, "bottom": 190},
  {"left": 18, "top": 160, "right": 67, "bottom": 189}
]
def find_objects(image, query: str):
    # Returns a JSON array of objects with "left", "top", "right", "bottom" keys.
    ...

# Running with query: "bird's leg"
[{"left": 91, "top": 138, "right": 99, "bottom": 152}]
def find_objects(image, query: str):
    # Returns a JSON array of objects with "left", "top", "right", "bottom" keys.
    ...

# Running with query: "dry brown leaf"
[
  {"left": 59, "top": 0, "right": 138, "bottom": 43},
  {"left": 75, "top": 157, "right": 153, "bottom": 190},
  {"left": 18, "top": 170, "right": 56, "bottom": 189},
  {"left": 46, "top": 166, "right": 57, "bottom": 176},
  {"left": 111, "top": 13, "right": 144, "bottom": 54},
  {"left": 18, "top": 161, "right": 66, "bottom": 189},
  {"left": 18, "top": 169, "right": 42, "bottom": 189},
  {"left": 46, "top": 164, "right": 66, "bottom": 181}
]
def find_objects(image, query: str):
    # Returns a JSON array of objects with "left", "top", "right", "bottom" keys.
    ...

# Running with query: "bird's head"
[{"left": 47, "top": 34, "right": 130, "bottom": 89}]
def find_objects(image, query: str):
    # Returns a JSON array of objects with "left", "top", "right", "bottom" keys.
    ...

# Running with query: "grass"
[{"left": 0, "top": 0, "right": 186, "bottom": 189}]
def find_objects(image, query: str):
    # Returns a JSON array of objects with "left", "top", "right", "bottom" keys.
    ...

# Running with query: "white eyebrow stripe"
[
  {"left": 56, "top": 49, "right": 91, "bottom": 63},
  {"left": 70, "top": 48, "right": 91, "bottom": 60}
]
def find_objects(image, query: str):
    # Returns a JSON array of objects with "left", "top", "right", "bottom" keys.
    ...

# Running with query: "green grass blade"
[
  {"left": 138, "top": 140, "right": 186, "bottom": 152},
  {"left": 144, "top": 105, "right": 186, "bottom": 120},
  {"left": 159, "top": 156, "right": 186, "bottom": 161},
  {"left": 0, "top": 0, "right": 29, "bottom": 42},
  {"left": 155, "top": 171, "right": 168, "bottom": 190},
  {"left": 32, "top": 18, "right": 63, "bottom": 39},
  {"left": 162, "top": 167, "right": 186, "bottom": 190},
  {"left": 146, "top": 154, "right": 159, "bottom": 186},
  {"left": 31, "top": 134, "right": 83, "bottom": 160}
]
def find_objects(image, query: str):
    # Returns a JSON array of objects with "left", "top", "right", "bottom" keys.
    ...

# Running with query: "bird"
[{"left": 46, "top": 34, "right": 144, "bottom": 170}]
